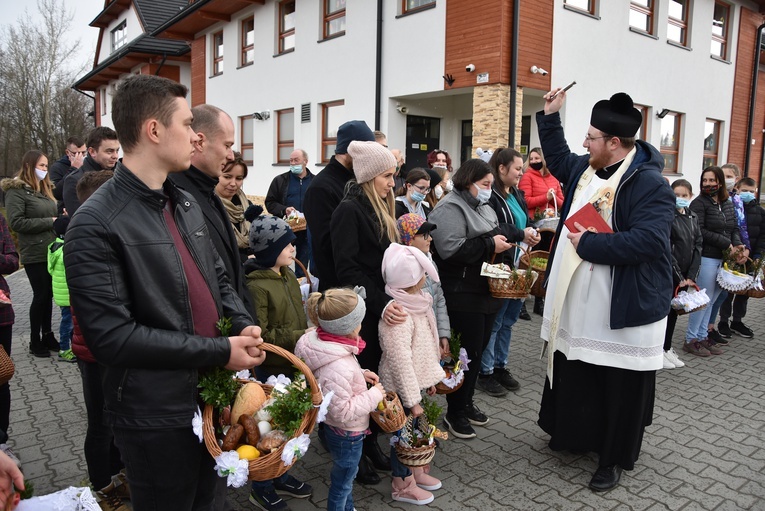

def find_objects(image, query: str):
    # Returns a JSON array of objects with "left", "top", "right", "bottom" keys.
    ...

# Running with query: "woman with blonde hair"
[
  {"left": 330, "top": 140, "right": 407, "bottom": 484},
  {"left": 1, "top": 150, "right": 57, "bottom": 357},
  {"left": 214, "top": 152, "right": 252, "bottom": 263}
]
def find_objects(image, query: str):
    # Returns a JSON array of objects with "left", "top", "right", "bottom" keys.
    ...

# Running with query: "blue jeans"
[
  {"left": 59, "top": 306, "right": 72, "bottom": 351},
  {"left": 686, "top": 257, "right": 724, "bottom": 342},
  {"left": 480, "top": 299, "right": 523, "bottom": 374},
  {"left": 324, "top": 427, "right": 364, "bottom": 511},
  {"left": 709, "top": 289, "right": 728, "bottom": 326}
]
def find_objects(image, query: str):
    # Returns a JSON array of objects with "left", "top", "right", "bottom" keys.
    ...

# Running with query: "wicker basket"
[
  {"left": 716, "top": 266, "right": 753, "bottom": 294},
  {"left": 285, "top": 215, "right": 307, "bottom": 233},
  {"left": 672, "top": 284, "right": 708, "bottom": 316},
  {"left": 487, "top": 245, "right": 538, "bottom": 299},
  {"left": 745, "top": 287, "right": 765, "bottom": 298},
  {"left": 394, "top": 416, "right": 437, "bottom": 468},
  {"left": 202, "top": 343, "right": 322, "bottom": 481},
  {"left": 435, "top": 367, "right": 464, "bottom": 395},
  {"left": 370, "top": 392, "right": 407, "bottom": 433},
  {"left": 518, "top": 250, "right": 549, "bottom": 298},
  {"left": 0, "top": 346, "right": 14, "bottom": 386}
]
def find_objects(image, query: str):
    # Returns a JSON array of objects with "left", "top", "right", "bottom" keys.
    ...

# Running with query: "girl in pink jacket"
[
  {"left": 379, "top": 243, "right": 447, "bottom": 506},
  {"left": 294, "top": 287, "right": 384, "bottom": 511}
]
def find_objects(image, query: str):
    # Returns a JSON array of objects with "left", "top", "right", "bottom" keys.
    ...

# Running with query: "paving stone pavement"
[{"left": 4, "top": 269, "right": 764, "bottom": 510}]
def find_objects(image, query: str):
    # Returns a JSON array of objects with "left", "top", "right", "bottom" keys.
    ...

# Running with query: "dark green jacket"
[
  {"left": 245, "top": 262, "right": 307, "bottom": 375},
  {"left": 1, "top": 178, "right": 56, "bottom": 264}
]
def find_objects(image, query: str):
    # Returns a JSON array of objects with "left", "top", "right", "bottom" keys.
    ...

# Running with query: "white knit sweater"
[{"left": 378, "top": 313, "right": 445, "bottom": 408}]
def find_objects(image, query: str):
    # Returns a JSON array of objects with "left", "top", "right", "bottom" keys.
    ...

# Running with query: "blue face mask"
[
  {"left": 289, "top": 165, "right": 303, "bottom": 175},
  {"left": 410, "top": 190, "right": 426, "bottom": 203},
  {"left": 473, "top": 183, "right": 491, "bottom": 204},
  {"left": 675, "top": 197, "right": 691, "bottom": 209},
  {"left": 739, "top": 191, "right": 756, "bottom": 203}
]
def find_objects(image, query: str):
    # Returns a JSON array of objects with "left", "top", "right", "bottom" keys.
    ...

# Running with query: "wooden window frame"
[
  {"left": 703, "top": 119, "right": 721, "bottom": 168},
  {"left": 563, "top": 0, "right": 596, "bottom": 16},
  {"left": 402, "top": 0, "right": 436, "bottom": 16},
  {"left": 276, "top": 108, "right": 295, "bottom": 164},
  {"left": 101, "top": 88, "right": 108, "bottom": 116},
  {"left": 240, "top": 115, "right": 253, "bottom": 165},
  {"left": 660, "top": 112, "right": 682, "bottom": 173},
  {"left": 629, "top": 1, "right": 655, "bottom": 35},
  {"left": 321, "top": 100, "right": 344, "bottom": 164},
  {"left": 212, "top": 31, "right": 224, "bottom": 76},
  {"left": 667, "top": 0, "right": 690, "bottom": 46},
  {"left": 634, "top": 104, "right": 649, "bottom": 141},
  {"left": 278, "top": 1, "right": 296, "bottom": 55},
  {"left": 711, "top": 1, "right": 730, "bottom": 59},
  {"left": 111, "top": 20, "right": 127, "bottom": 52},
  {"left": 241, "top": 17, "right": 254, "bottom": 67},
  {"left": 323, "top": 0, "right": 346, "bottom": 40}
]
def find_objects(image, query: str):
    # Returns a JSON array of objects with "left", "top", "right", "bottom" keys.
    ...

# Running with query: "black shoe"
[
  {"left": 707, "top": 329, "right": 728, "bottom": 346},
  {"left": 493, "top": 367, "right": 520, "bottom": 391},
  {"left": 443, "top": 415, "right": 476, "bottom": 439},
  {"left": 717, "top": 321, "right": 732, "bottom": 338},
  {"left": 589, "top": 465, "right": 622, "bottom": 492},
  {"left": 518, "top": 303, "right": 531, "bottom": 321},
  {"left": 466, "top": 404, "right": 489, "bottom": 426},
  {"left": 29, "top": 341, "right": 49, "bottom": 358},
  {"left": 355, "top": 455, "right": 380, "bottom": 485},
  {"left": 249, "top": 486, "right": 289, "bottom": 511},
  {"left": 363, "top": 434, "right": 391, "bottom": 471},
  {"left": 730, "top": 321, "right": 754, "bottom": 338},
  {"left": 43, "top": 332, "right": 60, "bottom": 351},
  {"left": 533, "top": 297, "right": 545, "bottom": 315},
  {"left": 477, "top": 374, "right": 508, "bottom": 397},
  {"left": 273, "top": 475, "right": 312, "bottom": 498}
]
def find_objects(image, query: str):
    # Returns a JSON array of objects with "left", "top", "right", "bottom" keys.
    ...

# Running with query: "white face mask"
[
  {"left": 445, "top": 179, "right": 454, "bottom": 192},
  {"left": 725, "top": 178, "right": 736, "bottom": 190},
  {"left": 35, "top": 168, "right": 48, "bottom": 180},
  {"left": 434, "top": 186, "right": 444, "bottom": 199}
]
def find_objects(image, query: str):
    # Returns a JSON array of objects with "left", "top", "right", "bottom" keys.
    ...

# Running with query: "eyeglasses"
[
  {"left": 412, "top": 184, "right": 431, "bottom": 194},
  {"left": 417, "top": 232, "right": 431, "bottom": 241},
  {"left": 584, "top": 134, "right": 611, "bottom": 142}
]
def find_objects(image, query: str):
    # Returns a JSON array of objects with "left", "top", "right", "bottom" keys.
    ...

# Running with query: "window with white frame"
[{"left": 111, "top": 21, "right": 127, "bottom": 52}]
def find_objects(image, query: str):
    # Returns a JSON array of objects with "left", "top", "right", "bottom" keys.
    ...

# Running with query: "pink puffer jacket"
[{"left": 295, "top": 331, "right": 384, "bottom": 432}]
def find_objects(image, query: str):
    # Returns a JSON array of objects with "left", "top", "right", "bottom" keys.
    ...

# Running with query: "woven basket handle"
[
  {"left": 490, "top": 242, "right": 531, "bottom": 265},
  {"left": 293, "top": 258, "right": 311, "bottom": 280},
  {"left": 259, "top": 343, "right": 323, "bottom": 406},
  {"left": 674, "top": 282, "right": 700, "bottom": 297}
]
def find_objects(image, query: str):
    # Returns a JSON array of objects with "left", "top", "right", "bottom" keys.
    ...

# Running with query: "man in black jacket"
[
  {"left": 265, "top": 148, "right": 314, "bottom": 276},
  {"left": 65, "top": 75, "right": 265, "bottom": 511},
  {"left": 303, "top": 120, "right": 375, "bottom": 290},
  {"left": 169, "top": 104, "right": 254, "bottom": 318},
  {"left": 51, "top": 136, "right": 86, "bottom": 215},
  {"left": 60, "top": 126, "right": 120, "bottom": 216}
]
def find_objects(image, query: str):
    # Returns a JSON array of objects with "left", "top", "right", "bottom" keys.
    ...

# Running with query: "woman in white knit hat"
[{"left": 329, "top": 140, "right": 408, "bottom": 484}]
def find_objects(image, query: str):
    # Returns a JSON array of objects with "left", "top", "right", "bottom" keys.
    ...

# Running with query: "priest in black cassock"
[{"left": 535, "top": 90, "right": 675, "bottom": 491}]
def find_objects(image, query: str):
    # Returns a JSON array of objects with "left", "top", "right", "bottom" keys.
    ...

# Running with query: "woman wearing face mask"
[
  {"left": 518, "top": 148, "right": 564, "bottom": 221},
  {"left": 1, "top": 150, "right": 57, "bottom": 357},
  {"left": 395, "top": 169, "right": 432, "bottom": 219},
  {"left": 215, "top": 152, "right": 253, "bottom": 263},
  {"left": 428, "top": 150, "right": 454, "bottom": 202},
  {"left": 428, "top": 159, "right": 512, "bottom": 439},
  {"left": 683, "top": 166, "right": 748, "bottom": 357},
  {"left": 477, "top": 148, "right": 540, "bottom": 398}
]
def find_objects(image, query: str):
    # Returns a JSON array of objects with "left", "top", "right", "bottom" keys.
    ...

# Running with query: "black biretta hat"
[{"left": 590, "top": 93, "right": 643, "bottom": 138}]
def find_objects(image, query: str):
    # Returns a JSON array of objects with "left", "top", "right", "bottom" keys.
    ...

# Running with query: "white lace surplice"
[{"left": 541, "top": 175, "right": 664, "bottom": 371}]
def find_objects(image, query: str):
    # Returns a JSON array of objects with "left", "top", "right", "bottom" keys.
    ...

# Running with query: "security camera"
[
  {"left": 530, "top": 65, "right": 549, "bottom": 76},
  {"left": 396, "top": 105, "right": 409, "bottom": 114},
  {"left": 466, "top": 64, "right": 476, "bottom": 73}
]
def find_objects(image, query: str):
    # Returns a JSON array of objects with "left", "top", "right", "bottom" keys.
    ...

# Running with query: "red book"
[{"left": 564, "top": 202, "right": 613, "bottom": 234}]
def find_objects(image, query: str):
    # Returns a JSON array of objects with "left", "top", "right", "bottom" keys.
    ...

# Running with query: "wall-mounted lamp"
[
  {"left": 253, "top": 110, "right": 271, "bottom": 121},
  {"left": 656, "top": 108, "right": 671, "bottom": 119},
  {"left": 530, "top": 65, "right": 549, "bottom": 75}
]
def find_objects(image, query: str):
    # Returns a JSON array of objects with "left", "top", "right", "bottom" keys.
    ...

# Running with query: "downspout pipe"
[
  {"left": 744, "top": 22, "right": 765, "bottom": 179},
  {"left": 154, "top": 53, "right": 168, "bottom": 76},
  {"left": 374, "top": 0, "right": 383, "bottom": 130},
  {"left": 509, "top": 0, "right": 520, "bottom": 148}
]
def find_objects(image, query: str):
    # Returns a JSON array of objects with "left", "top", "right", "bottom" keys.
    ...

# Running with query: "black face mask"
[{"left": 529, "top": 161, "right": 544, "bottom": 171}]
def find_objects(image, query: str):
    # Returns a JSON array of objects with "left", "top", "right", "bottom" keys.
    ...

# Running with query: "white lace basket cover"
[
  {"left": 716, "top": 267, "right": 753, "bottom": 293},
  {"left": 16, "top": 486, "right": 100, "bottom": 511}
]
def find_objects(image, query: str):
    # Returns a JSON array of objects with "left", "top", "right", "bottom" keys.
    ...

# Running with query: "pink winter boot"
[
  {"left": 391, "top": 474, "right": 434, "bottom": 505},
  {"left": 412, "top": 466, "right": 442, "bottom": 490}
]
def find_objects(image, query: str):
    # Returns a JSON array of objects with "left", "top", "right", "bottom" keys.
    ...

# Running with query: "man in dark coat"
[
  {"left": 536, "top": 90, "right": 674, "bottom": 492},
  {"left": 303, "top": 120, "right": 375, "bottom": 290},
  {"left": 169, "top": 104, "right": 255, "bottom": 320},
  {"left": 60, "top": 127, "right": 120, "bottom": 216},
  {"left": 265, "top": 148, "right": 314, "bottom": 277},
  {"left": 50, "top": 136, "right": 85, "bottom": 188}
]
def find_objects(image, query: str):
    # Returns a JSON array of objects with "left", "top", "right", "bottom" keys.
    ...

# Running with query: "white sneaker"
[
  {"left": 662, "top": 352, "right": 676, "bottom": 369},
  {"left": 665, "top": 347, "right": 685, "bottom": 368}
]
